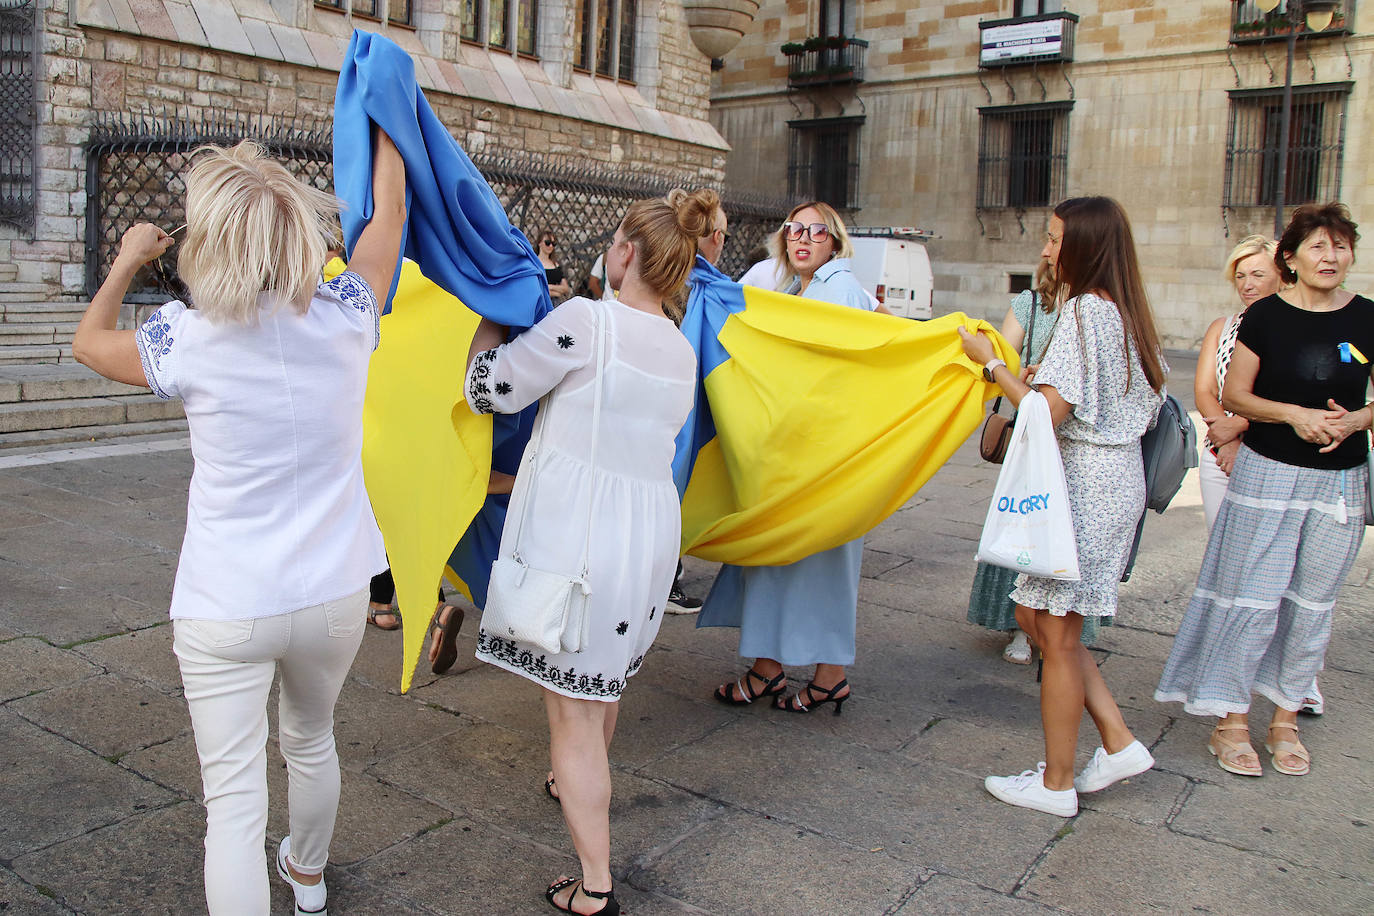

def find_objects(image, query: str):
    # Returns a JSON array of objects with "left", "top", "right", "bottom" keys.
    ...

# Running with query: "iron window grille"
[
  {"left": 84, "top": 112, "right": 789, "bottom": 300},
  {"left": 0, "top": 0, "right": 36, "bottom": 235},
  {"left": 977, "top": 101, "right": 1072, "bottom": 210},
  {"left": 787, "top": 116, "right": 863, "bottom": 211},
  {"left": 1223, "top": 83, "right": 1350, "bottom": 208}
]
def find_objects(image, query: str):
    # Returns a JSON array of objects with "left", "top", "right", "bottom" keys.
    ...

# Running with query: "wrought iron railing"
[
  {"left": 782, "top": 37, "right": 868, "bottom": 88},
  {"left": 1230, "top": 0, "right": 1354, "bottom": 44},
  {"left": 0, "top": 0, "right": 37, "bottom": 235},
  {"left": 85, "top": 112, "right": 791, "bottom": 301}
]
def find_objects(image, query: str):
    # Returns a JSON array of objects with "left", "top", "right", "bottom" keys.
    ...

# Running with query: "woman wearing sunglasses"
[
  {"left": 536, "top": 228, "right": 574, "bottom": 304},
  {"left": 699, "top": 201, "right": 888, "bottom": 715}
]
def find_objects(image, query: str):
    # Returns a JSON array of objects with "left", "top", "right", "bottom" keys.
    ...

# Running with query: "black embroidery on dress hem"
[
  {"left": 476, "top": 631, "right": 636, "bottom": 697},
  {"left": 557, "top": 334, "right": 575, "bottom": 349},
  {"left": 615, "top": 621, "right": 629, "bottom": 635},
  {"left": 495, "top": 381, "right": 512, "bottom": 395},
  {"left": 648, "top": 606, "right": 655, "bottom": 620}
]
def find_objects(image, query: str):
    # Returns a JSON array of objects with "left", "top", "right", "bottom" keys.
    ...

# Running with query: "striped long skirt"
[{"left": 1155, "top": 445, "right": 1367, "bottom": 717}]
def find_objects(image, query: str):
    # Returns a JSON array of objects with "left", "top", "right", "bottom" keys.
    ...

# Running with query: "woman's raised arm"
[{"left": 346, "top": 127, "right": 407, "bottom": 303}]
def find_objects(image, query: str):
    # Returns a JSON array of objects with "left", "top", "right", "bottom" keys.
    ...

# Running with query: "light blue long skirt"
[{"left": 696, "top": 538, "right": 862, "bottom": 666}]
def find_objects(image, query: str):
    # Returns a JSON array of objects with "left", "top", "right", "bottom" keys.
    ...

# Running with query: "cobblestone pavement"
[{"left": 2, "top": 357, "right": 1372, "bottom": 915}]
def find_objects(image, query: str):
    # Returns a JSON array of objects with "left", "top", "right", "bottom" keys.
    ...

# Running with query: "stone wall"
[
  {"left": 2, "top": 0, "right": 728, "bottom": 302},
  {"left": 710, "top": 1, "right": 1374, "bottom": 349}
]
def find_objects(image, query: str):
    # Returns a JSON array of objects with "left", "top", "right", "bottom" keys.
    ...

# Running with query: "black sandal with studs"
[
  {"left": 713, "top": 667, "right": 786, "bottom": 706},
  {"left": 775, "top": 679, "right": 850, "bottom": 716},
  {"left": 545, "top": 877, "right": 620, "bottom": 915}
]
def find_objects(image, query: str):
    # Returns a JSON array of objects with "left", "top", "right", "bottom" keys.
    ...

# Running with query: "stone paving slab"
[{"left": 1, "top": 354, "right": 1373, "bottom": 914}]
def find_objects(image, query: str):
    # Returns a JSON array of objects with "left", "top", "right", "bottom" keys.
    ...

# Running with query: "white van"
[{"left": 846, "top": 228, "right": 935, "bottom": 320}]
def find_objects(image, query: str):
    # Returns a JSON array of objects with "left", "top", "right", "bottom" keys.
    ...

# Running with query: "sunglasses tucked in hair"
[{"left": 782, "top": 221, "right": 830, "bottom": 243}]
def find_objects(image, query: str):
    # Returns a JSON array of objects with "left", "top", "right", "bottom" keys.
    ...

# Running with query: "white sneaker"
[
  {"left": 1300, "top": 681, "right": 1324, "bottom": 716},
  {"left": 1074, "top": 739, "right": 1154, "bottom": 794},
  {"left": 277, "top": 836, "right": 327, "bottom": 916},
  {"left": 1002, "top": 630, "right": 1032, "bottom": 665},
  {"left": 985, "top": 762, "right": 1078, "bottom": 817}
]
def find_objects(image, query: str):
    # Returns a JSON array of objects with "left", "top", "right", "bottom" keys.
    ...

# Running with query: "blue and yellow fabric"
[
  {"left": 676, "top": 257, "right": 1017, "bottom": 565},
  {"left": 334, "top": 32, "right": 1016, "bottom": 690},
  {"left": 334, "top": 31, "right": 547, "bottom": 691}
]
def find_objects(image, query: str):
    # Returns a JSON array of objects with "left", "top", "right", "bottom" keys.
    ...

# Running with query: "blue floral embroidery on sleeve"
[
  {"left": 322, "top": 271, "right": 380, "bottom": 349},
  {"left": 135, "top": 305, "right": 179, "bottom": 400}
]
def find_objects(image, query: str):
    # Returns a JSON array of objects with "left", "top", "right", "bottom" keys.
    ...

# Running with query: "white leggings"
[{"left": 173, "top": 589, "right": 367, "bottom": 916}]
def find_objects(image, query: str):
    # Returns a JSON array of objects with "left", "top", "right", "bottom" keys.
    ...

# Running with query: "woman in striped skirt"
[{"left": 1156, "top": 203, "right": 1372, "bottom": 777}]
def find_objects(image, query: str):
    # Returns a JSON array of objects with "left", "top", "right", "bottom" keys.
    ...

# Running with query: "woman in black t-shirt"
[{"left": 1157, "top": 203, "right": 1371, "bottom": 778}]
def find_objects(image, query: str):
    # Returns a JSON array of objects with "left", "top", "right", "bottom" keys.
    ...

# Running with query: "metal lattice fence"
[
  {"left": 86, "top": 113, "right": 791, "bottom": 302},
  {"left": 0, "top": 0, "right": 37, "bottom": 235}
]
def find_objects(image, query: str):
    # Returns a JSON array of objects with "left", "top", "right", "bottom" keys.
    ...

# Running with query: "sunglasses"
[
  {"left": 150, "top": 224, "right": 190, "bottom": 302},
  {"left": 782, "top": 221, "right": 830, "bottom": 243},
  {"left": 541, "top": 238, "right": 556, "bottom": 247}
]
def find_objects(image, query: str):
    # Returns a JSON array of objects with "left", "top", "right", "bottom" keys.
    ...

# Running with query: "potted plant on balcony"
[
  {"left": 825, "top": 34, "right": 847, "bottom": 50},
  {"left": 803, "top": 35, "right": 826, "bottom": 52},
  {"left": 781, "top": 41, "right": 803, "bottom": 55}
]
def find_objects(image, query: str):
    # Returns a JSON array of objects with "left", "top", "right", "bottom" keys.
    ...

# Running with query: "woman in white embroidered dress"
[
  {"left": 464, "top": 191, "right": 703, "bottom": 916},
  {"left": 71, "top": 131, "right": 406, "bottom": 916}
]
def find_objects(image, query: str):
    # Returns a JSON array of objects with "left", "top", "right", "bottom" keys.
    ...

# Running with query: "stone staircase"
[{"left": 0, "top": 302, "right": 187, "bottom": 450}]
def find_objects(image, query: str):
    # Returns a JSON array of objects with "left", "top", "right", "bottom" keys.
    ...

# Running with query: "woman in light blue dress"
[{"left": 698, "top": 201, "right": 890, "bottom": 715}]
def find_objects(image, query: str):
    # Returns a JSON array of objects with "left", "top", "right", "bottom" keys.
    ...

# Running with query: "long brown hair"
[{"left": 1053, "top": 196, "right": 1165, "bottom": 393}]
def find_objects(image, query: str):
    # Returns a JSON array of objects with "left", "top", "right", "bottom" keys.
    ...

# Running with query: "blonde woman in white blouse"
[{"left": 72, "top": 130, "right": 406, "bottom": 916}]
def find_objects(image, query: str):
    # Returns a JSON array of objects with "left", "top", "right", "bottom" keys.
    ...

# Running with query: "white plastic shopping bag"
[{"left": 975, "top": 391, "right": 1081, "bottom": 580}]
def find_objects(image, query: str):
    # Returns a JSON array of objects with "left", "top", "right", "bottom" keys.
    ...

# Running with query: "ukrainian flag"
[{"left": 676, "top": 257, "right": 1017, "bottom": 565}]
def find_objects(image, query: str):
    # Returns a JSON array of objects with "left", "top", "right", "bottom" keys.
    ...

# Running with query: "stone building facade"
[
  {"left": 2, "top": 0, "right": 730, "bottom": 302},
  {"left": 710, "top": 1, "right": 1373, "bottom": 348}
]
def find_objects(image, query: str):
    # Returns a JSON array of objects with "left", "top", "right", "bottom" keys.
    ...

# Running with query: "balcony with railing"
[
  {"left": 1230, "top": 0, "right": 1353, "bottom": 44},
  {"left": 781, "top": 36, "right": 868, "bottom": 89},
  {"left": 978, "top": 11, "right": 1078, "bottom": 68}
]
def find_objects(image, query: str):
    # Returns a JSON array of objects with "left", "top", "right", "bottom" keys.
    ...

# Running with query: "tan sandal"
[
  {"left": 1265, "top": 722, "right": 1311, "bottom": 776},
  {"left": 1208, "top": 722, "right": 1262, "bottom": 777}
]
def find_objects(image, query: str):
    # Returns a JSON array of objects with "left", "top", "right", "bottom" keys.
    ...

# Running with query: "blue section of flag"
[
  {"left": 1340, "top": 341, "right": 1351, "bottom": 363},
  {"left": 673, "top": 255, "right": 748, "bottom": 496},
  {"left": 333, "top": 30, "right": 552, "bottom": 326}
]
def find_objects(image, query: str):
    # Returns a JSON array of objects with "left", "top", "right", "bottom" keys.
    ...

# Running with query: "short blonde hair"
[
  {"left": 770, "top": 200, "right": 854, "bottom": 289},
  {"left": 178, "top": 141, "right": 339, "bottom": 325},
  {"left": 1223, "top": 235, "right": 1277, "bottom": 283},
  {"left": 622, "top": 188, "right": 716, "bottom": 322}
]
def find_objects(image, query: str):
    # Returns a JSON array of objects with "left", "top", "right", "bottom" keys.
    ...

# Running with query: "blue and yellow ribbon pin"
[{"left": 1338, "top": 342, "right": 1368, "bottom": 364}]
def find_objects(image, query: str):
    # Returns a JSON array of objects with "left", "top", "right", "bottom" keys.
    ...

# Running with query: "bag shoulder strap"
[{"left": 507, "top": 302, "right": 606, "bottom": 576}]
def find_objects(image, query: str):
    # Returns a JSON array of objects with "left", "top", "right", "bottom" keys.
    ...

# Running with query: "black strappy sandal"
[
  {"left": 545, "top": 877, "right": 620, "bottom": 915},
  {"left": 775, "top": 679, "right": 850, "bottom": 716},
  {"left": 713, "top": 667, "right": 787, "bottom": 706},
  {"left": 544, "top": 774, "right": 559, "bottom": 801}
]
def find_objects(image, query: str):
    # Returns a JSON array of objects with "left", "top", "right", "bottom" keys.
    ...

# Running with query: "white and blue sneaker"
[
  {"left": 985, "top": 762, "right": 1078, "bottom": 817},
  {"left": 276, "top": 836, "right": 327, "bottom": 916}
]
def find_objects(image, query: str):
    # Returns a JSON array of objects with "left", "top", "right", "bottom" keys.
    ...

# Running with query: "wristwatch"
[{"left": 983, "top": 358, "right": 1007, "bottom": 383}]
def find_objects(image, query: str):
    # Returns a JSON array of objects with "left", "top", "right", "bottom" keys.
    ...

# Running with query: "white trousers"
[
  {"left": 1198, "top": 446, "right": 1230, "bottom": 531},
  {"left": 173, "top": 589, "right": 367, "bottom": 916}
]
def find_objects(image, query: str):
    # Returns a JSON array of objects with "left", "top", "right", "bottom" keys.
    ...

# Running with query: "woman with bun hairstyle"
[
  {"left": 464, "top": 190, "right": 707, "bottom": 915},
  {"left": 960, "top": 196, "right": 1166, "bottom": 817},
  {"left": 699, "top": 200, "right": 887, "bottom": 717}
]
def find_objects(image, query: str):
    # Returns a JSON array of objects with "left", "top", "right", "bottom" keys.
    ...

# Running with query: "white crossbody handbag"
[{"left": 481, "top": 303, "right": 605, "bottom": 655}]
